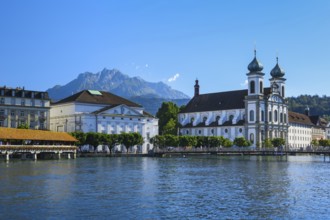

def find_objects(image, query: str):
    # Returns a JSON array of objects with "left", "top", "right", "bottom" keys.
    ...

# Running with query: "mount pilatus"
[{"left": 47, "top": 68, "right": 190, "bottom": 101}]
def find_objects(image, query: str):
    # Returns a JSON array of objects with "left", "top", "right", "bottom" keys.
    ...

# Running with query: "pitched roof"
[
  {"left": 309, "top": 115, "right": 328, "bottom": 127},
  {"left": 180, "top": 88, "right": 271, "bottom": 113},
  {"left": 288, "top": 111, "right": 314, "bottom": 126},
  {"left": 0, "top": 127, "right": 77, "bottom": 142},
  {"left": 53, "top": 90, "right": 142, "bottom": 107}
]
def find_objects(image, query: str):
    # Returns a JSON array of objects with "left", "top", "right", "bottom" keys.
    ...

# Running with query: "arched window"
[
  {"left": 260, "top": 81, "right": 263, "bottom": 93},
  {"left": 186, "top": 130, "right": 189, "bottom": 134},
  {"left": 274, "top": 110, "right": 278, "bottom": 122},
  {"left": 269, "top": 111, "right": 272, "bottom": 122},
  {"left": 229, "top": 115, "right": 234, "bottom": 122},
  {"left": 190, "top": 117, "right": 194, "bottom": 124},
  {"left": 280, "top": 113, "right": 283, "bottom": 123},
  {"left": 203, "top": 116, "right": 207, "bottom": 124},
  {"left": 249, "top": 110, "right": 254, "bottom": 122},
  {"left": 261, "top": 110, "right": 264, "bottom": 122},
  {"left": 282, "top": 86, "right": 285, "bottom": 97},
  {"left": 250, "top": 81, "right": 255, "bottom": 94},
  {"left": 284, "top": 113, "right": 287, "bottom": 123},
  {"left": 250, "top": 133, "right": 254, "bottom": 144},
  {"left": 216, "top": 115, "right": 220, "bottom": 121}
]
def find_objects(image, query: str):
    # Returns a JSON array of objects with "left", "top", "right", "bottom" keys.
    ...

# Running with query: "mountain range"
[
  {"left": 46, "top": 68, "right": 191, "bottom": 115},
  {"left": 47, "top": 68, "right": 190, "bottom": 101}
]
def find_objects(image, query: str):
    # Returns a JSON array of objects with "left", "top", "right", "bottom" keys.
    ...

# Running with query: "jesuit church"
[{"left": 178, "top": 50, "right": 289, "bottom": 149}]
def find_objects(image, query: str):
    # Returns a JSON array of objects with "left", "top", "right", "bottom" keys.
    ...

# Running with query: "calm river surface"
[{"left": 1, "top": 155, "right": 330, "bottom": 219}]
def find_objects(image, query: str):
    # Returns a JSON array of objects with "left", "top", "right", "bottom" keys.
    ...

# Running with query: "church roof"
[
  {"left": 180, "top": 88, "right": 271, "bottom": 113},
  {"left": 53, "top": 90, "right": 142, "bottom": 107}
]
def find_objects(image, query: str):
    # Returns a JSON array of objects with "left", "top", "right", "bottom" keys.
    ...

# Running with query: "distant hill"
[
  {"left": 287, "top": 95, "right": 330, "bottom": 120},
  {"left": 47, "top": 68, "right": 190, "bottom": 101}
]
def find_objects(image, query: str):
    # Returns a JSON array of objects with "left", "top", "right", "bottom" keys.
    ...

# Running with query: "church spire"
[{"left": 194, "top": 79, "right": 200, "bottom": 97}]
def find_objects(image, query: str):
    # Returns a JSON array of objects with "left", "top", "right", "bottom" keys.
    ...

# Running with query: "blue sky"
[{"left": 0, "top": 0, "right": 329, "bottom": 98}]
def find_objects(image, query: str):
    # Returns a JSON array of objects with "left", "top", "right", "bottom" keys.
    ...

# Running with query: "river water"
[{"left": 0, "top": 155, "right": 329, "bottom": 219}]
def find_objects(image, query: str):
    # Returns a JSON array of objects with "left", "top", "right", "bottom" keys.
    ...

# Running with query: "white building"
[
  {"left": 326, "top": 122, "right": 330, "bottom": 140},
  {"left": 178, "top": 51, "right": 327, "bottom": 150},
  {"left": 179, "top": 51, "right": 288, "bottom": 149},
  {"left": 0, "top": 86, "right": 50, "bottom": 129},
  {"left": 50, "top": 90, "right": 158, "bottom": 153}
]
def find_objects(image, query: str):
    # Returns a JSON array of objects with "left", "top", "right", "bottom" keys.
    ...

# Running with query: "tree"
[
  {"left": 179, "top": 136, "right": 197, "bottom": 148},
  {"left": 195, "top": 136, "right": 209, "bottom": 148},
  {"left": 120, "top": 132, "right": 144, "bottom": 154},
  {"left": 85, "top": 132, "right": 103, "bottom": 152},
  {"left": 17, "top": 123, "right": 29, "bottom": 129},
  {"left": 69, "top": 131, "right": 86, "bottom": 147},
  {"left": 163, "top": 134, "right": 179, "bottom": 148},
  {"left": 209, "top": 136, "right": 224, "bottom": 148},
  {"left": 223, "top": 138, "right": 233, "bottom": 148},
  {"left": 150, "top": 135, "right": 166, "bottom": 150},
  {"left": 263, "top": 138, "right": 273, "bottom": 148},
  {"left": 311, "top": 139, "right": 319, "bottom": 147},
  {"left": 156, "top": 102, "right": 180, "bottom": 135},
  {"left": 104, "top": 134, "right": 120, "bottom": 154},
  {"left": 234, "top": 137, "right": 251, "bottom": 147},
  {"left": 319, "top": 139, "right": 330, "bottom": 148},
  {"left": 271, "top": 138, "right": 285, "bottom": 148}
]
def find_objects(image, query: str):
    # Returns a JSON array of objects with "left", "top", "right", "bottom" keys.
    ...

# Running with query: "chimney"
[
  {"left": 194, "top": 79, "right": 200, "bottom": 97},
  {"left": 304, "top": 106, "right": 310, "bottom": 116}
]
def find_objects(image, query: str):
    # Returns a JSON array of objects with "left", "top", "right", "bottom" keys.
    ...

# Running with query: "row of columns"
[{"left": 3, "top": 152, "right": 77, "bottom": 161}]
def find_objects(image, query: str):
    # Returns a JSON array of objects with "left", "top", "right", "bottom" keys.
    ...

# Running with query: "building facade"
[
  {"left": 179, "top": 51, "right": 288, "bottom": 149},
  {"left": 50, "top": 90, "right": 158, "bottom": 154},
  {"left": 178, "top": 51, "right": 329, "bottom": 150},
  {"left": 0, "top": 86, "right": 50, "bottom": 129}
]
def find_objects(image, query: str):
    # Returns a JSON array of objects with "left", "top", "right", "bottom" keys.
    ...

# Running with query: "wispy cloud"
[
  {"left": 168, "top": 73, "right": 180, "bottom": 82},
  {"left": 240, "top": 79, "right": 248, "bottom": 87}
]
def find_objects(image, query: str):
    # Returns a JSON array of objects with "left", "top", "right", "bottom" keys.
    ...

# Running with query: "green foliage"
[
  {"left": 209, "top": 136, "right": 224, "bottom": 148},
  {"left": 120, "top": 132, "right": 144, "bottom": 153},
  {"left": 311, "top": 139, "right": 319, "bottom": 146},
  {"left": 156, "top": 102, "right": 180, "bottom": 135},
  {"left": 195, "top": 136, "right": 209, "bottom": 148},
  {"left": 85, "top": 132, "right": 103, "bottom": 150},
  {"left": 150, "top": 135, "right": 166, "bottom": 149},
  {"left": 69, "top": 131, "right": 86, "bottom": 146},
  {"left": 287, "top": 95, "right": 330, "bottom": 118},
  {"left": 223, "top": 138, "right": 233, "bottom": 148},
  {"left": 179, "top": 136, "right": 197, "bottom": 147},
  {"left": 233, "top": 137, "right": 251, "bottom": 147},
  {"left": 163, "top": 134, "right": 179, "bottom": 147},
  {"left": 263, "top": 138, "right": 273, "bottom": 148},
  {"left": 319, "top": 139, "right": 330, "bottom": 147},
  {"left": 271, "top": 138, "right": 285, "bottom": 148},
  {"left": 17, "top": 123, "right": 29, "bottom": 129}
]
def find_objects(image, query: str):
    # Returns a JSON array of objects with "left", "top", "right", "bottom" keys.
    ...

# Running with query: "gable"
[{"left": 94, "top": 104, "right": 142, "bottom": 116}]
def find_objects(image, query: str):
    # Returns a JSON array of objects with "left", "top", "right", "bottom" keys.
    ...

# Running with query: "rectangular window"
[
  {"left": 10, "top": 110, "right": 15, "bottom": 116},
  {"left": 0, "top": 98, "right": 4, "bottom": 104},
  {"left": 0, "top": 120, "right": 3, "bottom": 127},
  {"left": 20, "top": 111, "right": 25, "bottom": 117},
  {"left": 21, "top": 99, "right": 25, "bottom": 106},
  {"left": 11, "top": 98, "right": 15, "bottom": 105},
  {"left": 11, "top": 121, "right": 16, "bottom": 128},
  {"left": 0, "top": 109, "right": 4, "bottom": 116}
]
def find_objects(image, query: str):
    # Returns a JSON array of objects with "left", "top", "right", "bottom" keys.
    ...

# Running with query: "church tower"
[
  {"left": 267, "top": 57, "right": 289, "bottom": 146},
  {"left": 245, "top": 50, "right": 266, "bottom": 148},
  {"left": 269, "top": 57, "right": 286, "bottom": 97}
]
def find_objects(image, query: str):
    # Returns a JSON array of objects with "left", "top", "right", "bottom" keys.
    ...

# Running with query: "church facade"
[{"left": 178, "top": 51, "right": 289, "bottom": 149}]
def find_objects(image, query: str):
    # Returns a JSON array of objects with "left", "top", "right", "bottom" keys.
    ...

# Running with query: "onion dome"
[
  {"left": 248, "top": 50, "right": 263, "bottom": 72},
  {"left": 270, "top": 57, "right": 285, "bottom": 78}
]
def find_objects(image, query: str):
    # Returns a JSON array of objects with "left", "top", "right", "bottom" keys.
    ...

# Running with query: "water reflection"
[{"left": 0, "top": 156, "right": 329, "bottom": 219}]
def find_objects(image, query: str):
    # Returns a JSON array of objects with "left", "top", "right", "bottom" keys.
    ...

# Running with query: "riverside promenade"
[{"left": 151, "top": 147, "right": 330, "bottom": 161}]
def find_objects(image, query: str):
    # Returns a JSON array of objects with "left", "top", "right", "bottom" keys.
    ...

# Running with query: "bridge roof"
[{"left": 0, "top": 128, "right": 77, "bottom": 142}]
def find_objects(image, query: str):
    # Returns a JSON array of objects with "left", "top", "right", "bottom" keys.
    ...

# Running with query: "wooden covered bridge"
[{"left": 0, "top": 127, "right": 77, "bottom": 161}]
